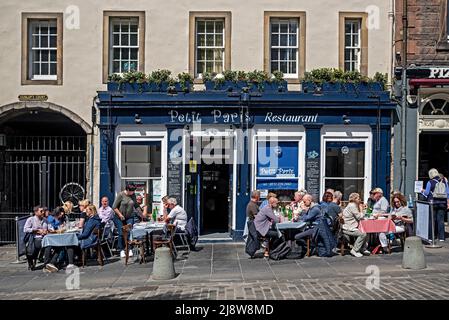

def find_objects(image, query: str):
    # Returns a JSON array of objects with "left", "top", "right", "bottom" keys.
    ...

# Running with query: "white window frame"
[
  {"left": 109, "top": 17, "right": 140, "bottom": 75},
  {"left": 269, "top": 18, "right": 299, "bottom": 79},
  {"left": 115, "top": 128, "right": 167, "bottom": 203},
  {"left": 320, "top": 126, "right": 372, "bottom": 202},
  {"left": 195, "top": 18, "right": 225, "bottom": 76},
  {"left": 29, "top": 19, "right": 58, "bottom": 81},
  {"left": 251, "top": 126, "right": 306, "bottom": 194},
  {"left": 344, "top": 18, "right": 361, "bottom": 72}
]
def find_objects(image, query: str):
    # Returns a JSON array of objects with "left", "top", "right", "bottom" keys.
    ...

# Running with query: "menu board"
[
  {"left": 167, "top": 160, "right": 182, "bottom": 202},
  {"left": 306, "top": 158, "right": 320, "bottom": 201}
]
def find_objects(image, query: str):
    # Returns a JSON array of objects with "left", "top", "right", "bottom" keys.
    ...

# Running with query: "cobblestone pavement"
[{"left": 1, "top": 241, "right": 449, "bottom": 300}]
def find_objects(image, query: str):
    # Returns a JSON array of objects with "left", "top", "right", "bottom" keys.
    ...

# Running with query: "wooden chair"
[
  {"left": 81, "top": 228, "right": 104, "bottom": 267},
  {"left": 335, "top": 217, "right": 354, "bottom": 256},
  {"left": 122, "top": 224, "right": 146, "bottom": 265},
  {"left": 152, "top": 224, "right": 177, "bottom": 259}
]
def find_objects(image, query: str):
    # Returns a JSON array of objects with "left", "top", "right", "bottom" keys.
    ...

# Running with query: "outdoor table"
[
  {"left": 130, "top": 222, "right": 166, "bottom": 255},
  {"left": 358, "top": 218, "right": 396, "bottom": 234},
  {"left": 42, "top": 231, "right": 80, "bottom": 248},
  {"left": 276, "top": 221, "right": 307, "bottom": 241}
]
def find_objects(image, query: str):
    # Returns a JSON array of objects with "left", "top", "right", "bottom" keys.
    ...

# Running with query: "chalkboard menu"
[
  {"left": 305, "top": 158, "right": 320, "bottom": 201},
  {"left": 167, "top": 160, "right": 183, "bottom": 202}
]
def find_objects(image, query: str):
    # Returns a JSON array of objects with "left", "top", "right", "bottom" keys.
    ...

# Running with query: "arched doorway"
[{"left": 0, "top": 103, "right": 89, "bottom": 213}]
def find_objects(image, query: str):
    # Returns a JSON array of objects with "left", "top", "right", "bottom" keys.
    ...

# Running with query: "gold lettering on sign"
[{"left": 18, "top": 95, "right": 48, "bottom": 101}]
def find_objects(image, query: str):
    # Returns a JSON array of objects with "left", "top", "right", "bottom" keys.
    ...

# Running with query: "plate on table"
[
  {"left": 134, "top": 223, "right": 148, "bottom": 229},
  {"left": 66, "top": 228, "right": 80, "bottom": 233}
]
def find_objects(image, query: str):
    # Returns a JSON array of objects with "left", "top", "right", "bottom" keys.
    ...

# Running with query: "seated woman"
[
  {"left": 378, "top": 192, "right": 413, "bottom": 252},
  {"left": 47, "top": 207, "right": 66, "bottom": 231},
  {"left": 342, "top": 193, "right": 370, "bottom": 258},
  {"left": 78, "top": 199, "right": 91, "bottom": 229}
]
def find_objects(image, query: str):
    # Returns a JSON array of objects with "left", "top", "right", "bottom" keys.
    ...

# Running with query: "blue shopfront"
[{"left": 97, "top": 89, "right": 397, "bottom": 240}]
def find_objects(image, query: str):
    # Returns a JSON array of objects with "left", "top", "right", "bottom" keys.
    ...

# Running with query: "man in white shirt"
[
  {"left": 372, "top": 187, "right": 390, "bottom": 215},
  {"left": 165, "top": 198, "right": 188, "bottom": 231}
]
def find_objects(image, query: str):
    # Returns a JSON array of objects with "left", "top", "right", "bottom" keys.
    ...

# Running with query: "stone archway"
[{"left": 0, "top": 101, "right": 91, "bottom": 133}]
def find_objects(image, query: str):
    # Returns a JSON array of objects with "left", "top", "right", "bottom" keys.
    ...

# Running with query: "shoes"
[
  {"left": 43, "top": 268, "right": 51, "bottom": 273},
  {"left": 120, "top": 250, "right": 126, "bottom": 258},
  {"left": 264, "top": 249, "right": 269, "bottom": 258},
  {"left": 332, "top": 248, "right": 339, "bottom": 255},
  {"left": 439, "top": 239, "right": 445, "bottom": 242},
  {"left": 66, "top": 264, "right": 76, "bottom": 270},
  {"left": 128, "top": 250, "right": 134, "bottom": 257},
  {"left": 45, "top": 263, "right": 58, "bottom": 273},
  {"left": 350, "top": 249, "right": 363, "bottom": 258},
  {"left": 362, "top": 250, "right": 371, "bottom": 256}
]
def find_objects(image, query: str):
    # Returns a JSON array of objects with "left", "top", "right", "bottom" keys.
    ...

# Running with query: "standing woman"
[{"left": 422, "top": 168, "right": 449, "bottom": 242}]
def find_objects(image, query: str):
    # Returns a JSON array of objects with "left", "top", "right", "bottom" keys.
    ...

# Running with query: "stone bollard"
[
  {"left": 152, "top": 247, "right": 176, "bottom": 280},
  {"left": 402, "top": 236, "right": 426, "bottom": 270}
]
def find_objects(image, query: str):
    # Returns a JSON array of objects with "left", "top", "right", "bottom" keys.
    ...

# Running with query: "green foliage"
[
  {"left": 177, "top": 72, "right": 193, "bottom": 92},
  {"left": 272, "top": 70, "right": 284, "bottom": 83},
  {"left": 121, "top": 71, "right": 147, "bottom": 84},
  {"left": 107, "top": 73, "right": 122, "bottom": 82},
  {"left": 149, "top": 69, "right": 172, "bottom": 84},
  {"left": 223, "top": 70, "right": 238, "bottom": 82},
  {"left": 303, "top": 68, "right": 387, "bottom": 89},
  {"left": 237, "top": 71, "right": 247, "bottom": 81}
]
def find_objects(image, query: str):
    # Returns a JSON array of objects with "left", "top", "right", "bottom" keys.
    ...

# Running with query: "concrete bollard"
[
  {"left": 402, "top": 236, "right": 426, "bottom": 270},
  {"left": 152, "top": 247, "right": 176, "bottom": 280}
]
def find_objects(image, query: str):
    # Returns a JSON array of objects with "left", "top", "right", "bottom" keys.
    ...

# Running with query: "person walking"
[{"left": 422, "top": 168, "right": 449, "bottom": 242}]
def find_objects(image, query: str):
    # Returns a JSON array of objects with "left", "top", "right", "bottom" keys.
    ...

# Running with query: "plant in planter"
[
  {"left": 107, "top": 73, "right": 122, "bottom": 91},
  {"left": 148, "top": 69, "right": 172, "bottom": 92},
  {"left": 247, "top": 70, "right": 270, "bottom": 92},
  {"left": 213, "top": 73, "right": 226, "bottom": 90},
  {"left": 178, "top": 72, "right": 193, "bottom": 93},
  {"left": 202, "top": 72, "right": 217, "bottom": 90},
  {"left": 120, "top": 71, "right": 147, "bottom": 92},
  {"left": 268, "top": 70, "right": 287, "bottom": 92},
  {"left": 371, "top": 72, "right": 388, "bottom": 91}
]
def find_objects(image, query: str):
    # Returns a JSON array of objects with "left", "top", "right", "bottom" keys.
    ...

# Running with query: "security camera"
[
  {"left": 407, "top": 95, "right": 418, "bottom": 105},
  {"left": 342, "top": 115, "right": 351, "bottom": 125}
]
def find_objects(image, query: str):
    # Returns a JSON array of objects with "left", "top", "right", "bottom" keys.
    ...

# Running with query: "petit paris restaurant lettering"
[{"left": 169, "top": 109, "right": 319, "bottom": 124}]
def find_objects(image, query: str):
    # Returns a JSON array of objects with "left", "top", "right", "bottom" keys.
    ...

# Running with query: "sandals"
[{"left": 264, "top": 249, "right": 269, "bottom": 258}]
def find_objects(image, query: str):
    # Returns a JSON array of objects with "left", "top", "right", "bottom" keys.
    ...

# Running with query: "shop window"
[
  {"left": 421, "top": 97, "right": 449, "bottom": 116},
  {"left": 324, "top": 141, "right": 366, "bottom": 201},
  {"left": 256, "top": 141, "right": 300, "bottom": 202},
  {"left": 120, "top": 140, "right": 162, "bottom": 211}
]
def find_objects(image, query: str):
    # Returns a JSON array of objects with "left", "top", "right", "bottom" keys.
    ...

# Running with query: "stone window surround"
[
  {"left": 339, "top": 12, "right": 368, "bottom": 76},
  {"left": 21, "top": 12, "right": 63, "bottom": 85},
  {"left": 263, "top": 11, "right": 306, "bottom": 84},
  {"left": 103, "top": 11, "right": 146, "bottom": 83}
]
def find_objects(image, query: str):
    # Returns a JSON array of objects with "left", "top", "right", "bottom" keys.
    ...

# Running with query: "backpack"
[
  {"left": 269, "top": 240, "right": 291, "bottom": 260},
  {"left": 432, "top": 179, "right": 448, "bottom": 199}
]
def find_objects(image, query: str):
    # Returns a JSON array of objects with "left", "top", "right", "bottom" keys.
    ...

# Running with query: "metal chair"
[
  {"left": 100, "top": 222, "right": 114, "bottom": 259},
  {"left": 174, "top": 229, "right": 190, "bottom": 253}
]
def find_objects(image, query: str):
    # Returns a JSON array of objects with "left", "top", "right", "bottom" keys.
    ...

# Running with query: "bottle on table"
[
  {"left": 288, "top": 208, "right": 293, "bottom": 221},
  {"left": 152, "top": 208, "right": 157, "bottom": 222}
]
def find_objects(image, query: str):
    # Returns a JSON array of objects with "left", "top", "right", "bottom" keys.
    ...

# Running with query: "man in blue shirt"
[{"left": 294, "top": 194, "right": 322, "bottom": 251}]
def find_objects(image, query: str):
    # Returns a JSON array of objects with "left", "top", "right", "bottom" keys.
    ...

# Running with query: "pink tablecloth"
[{"left": 359, "top": 219, "right": 396, "bottom": 234}]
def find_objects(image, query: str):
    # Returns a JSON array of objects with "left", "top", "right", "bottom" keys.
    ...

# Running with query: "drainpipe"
[
  {"left": 400, "top": 0, "right": 408, "bottom": 194},
  {"left": 90, "top": 96, "right": 98, "bottom": 202}
]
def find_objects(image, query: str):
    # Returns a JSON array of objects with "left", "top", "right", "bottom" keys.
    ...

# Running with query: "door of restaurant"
[{"left": 418, "top": 132, "right": 449, "bottom": 181}]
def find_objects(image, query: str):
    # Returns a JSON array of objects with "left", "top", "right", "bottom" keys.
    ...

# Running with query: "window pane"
[
  {"left": 197, "top": 49, "right": 205, "bottom": 61},
  {"left": 41, "top": 50, "right": 49, "bottom": 62},
  {"left": 345, "top": 62, "right": 351, "bottom": 71},
  {"left": 290, "top": 61, "right": 296, "bottom": 74},
  {"left": 113, "top": 34, "right": 120, "bottom": 46},
  {"left": 280, "top": 49, "right": 288, "bottom": 61},
  {"left": 345, "top": 23, "right": 351, "bottom": 34},
  {"left": 113, "top": 48, "right": 120, "bottom": 59},
  {"left": 33, "top": 63, "right": 40, "bottom": 75},
  {"left": 280, "top": 22, "right": 288, "bottom": 33},
  {"left": 130, "top": 48, "right": 138, "bottom": 60},
  {"left": 205, "top": 21, "right": 214, "bottom": 33},
  {"left": 129, "top": 61, "right": 137, "bottom": 71},
  {"left": 271, "top": 22, "right": 279, "bottom": 33},
  {"left": 130, "top": 24, "right": 138, "bottom": 33},
  {"left": 49, "top": 26, "right": 57, "bottom": 35},
  {"left": 130, "top": 34, "right": 138, "bottom": 46},
  {"left": 206, "top": 34, "right": 214, "bottom": 46},
  {"left": 215, "top": 34, "right": 223, "bottom": 46},
  {"left": 197, "top": 20, "right": 205, "bottom": 33},
  {"left": 289, "top": 21, "right": 298, "bottom": 33},
  {"left": 32, "top": 51, "right": 40, "bottom": 63},
  {"left": 49, "top": 35, "right": 57, "bottom": 48},
  {"left": 325, "top": 142, "right": 365, "bottom": 178},
  {"left": 345, "top": 49, "right": 350, "bottom": 61},
  {"left": 50, "top": 50, "right": 56, "bottom": 62},
  {"left": 280, "top": 34, "right": 288, "bottom": 46},
  {"left": 214, "top": 62, "right": 223, "bottom": 73},
  {"left": 215, "top": 21, "right": 224, "bottom": 32},
  {"left": 353, "top": 35, "right": 359, "bottom": 46},
  {"left": 271, "top": 49, "right": 278, "bottom": 60},
  {"left": 41, "top": 36, "right": 48, "bottom": 48},
  {"left": 113, "top": 61, "right": 120, "bottom": 73},
  {"left": 214, "top": 49, "right": 223, "bottom": 60},
  {"left": 122, "top": 61, "right": 129, "bottom": 72},
  {"left": 206, "top": 49, "right": 213, "bottom": 60},
  {"left": 50, "top": 62, "right": 57, "bottom": 75},
  {"left": 121, "top": 34, "right": 129, "bottom": 46},
  {"left": 271, "top": 34, "right": 279, "bottom": 47},
  {"left": 289, "top": 34, "right": 297, "bottom": 47},
  {"left": 41, "top": 62, "right": 49, "bottom": 75},
  {"left": 206, "top": 61, "right": 213, "bottom": 73},
  {"left": 121, "top": 48, "right": 129, "bottom": 59},
  {"left": 121, "top": 23, "right": 129, "bottom": 33},
  {"left": 32, "top": 35, "right": 39, "bottom": 48},
  {"left": 345, "top": 35, "right": 351, "bottom": 46},
  {"left": 279, "top": 61, "right": 287, "bottom": 73},
  {"left": 271, "top": 61, "right": 278, "bottom": 72},
  {"left": 197, "top": 61, "right": 204, "bottom": 74},
  {"left": 113, "top": 23, "right": 120, "bottom": 32},
  {"left": 197, "top": 34, "right": 206, "bottom": 46}
]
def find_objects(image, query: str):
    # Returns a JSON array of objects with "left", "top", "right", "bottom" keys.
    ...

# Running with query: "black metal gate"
[{"left": 0, "top": 136, "right": 87, "bottom": 213}]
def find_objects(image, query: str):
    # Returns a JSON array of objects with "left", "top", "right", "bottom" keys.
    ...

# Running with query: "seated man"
[
  {"left": 23, "top": 205, "right": 49, "bottom": 270},
  {"left": 254, "top": 197, "right": 280, "bottom": 257},
  {"left": 134, "top": 195, "right": 149, "bottom": 223},
  {"left": 165, "top": 198, "right": 187, "bottom": 232},
  {"left": 294, "top": 194, "right": 322, "bottom": 249}
]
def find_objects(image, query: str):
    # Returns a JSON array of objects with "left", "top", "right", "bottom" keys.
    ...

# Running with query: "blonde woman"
[
  {"left": 63, "top": 201, "right": 73, "bottom": 215},
  {"left": 78, "top": 199, "right": 91, "bottom": 229},
  {"left": 342, "top": 193, "right": 369, "bottom": 257}
]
